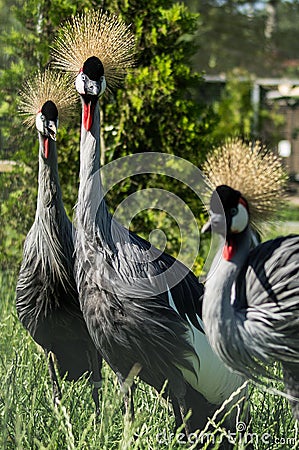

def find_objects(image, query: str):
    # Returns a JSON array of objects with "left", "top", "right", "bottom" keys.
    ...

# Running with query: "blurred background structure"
[{"left": 187, "top": 0, "right": 299, "bottom": 182}]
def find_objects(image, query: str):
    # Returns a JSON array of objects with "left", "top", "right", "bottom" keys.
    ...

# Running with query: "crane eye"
[
  {"left": 81, "top": 74, "right": 86, "bottom": 81},
  {"left": 40, "top": 114, "right": 45, "bottom": 122},
  {"left": 230, "top": 207, "right": 238, "bottom": 217}
]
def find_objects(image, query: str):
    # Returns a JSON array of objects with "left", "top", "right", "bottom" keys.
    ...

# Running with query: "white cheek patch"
[
  {"left": 35, "top": 113, "right": 44, "bottom": 134},
  {"left": 231, "top": 203, "right": 249, "bottom": 233},
  {"left": 75, "top": 73, "right": 85, "bottom": 95}
]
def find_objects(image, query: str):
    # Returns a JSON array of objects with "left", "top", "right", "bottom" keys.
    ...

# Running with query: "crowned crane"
[
  {"left": 51, "top": 11, "right": 249, "bottom": 438},
  {"left": 201, "top": 139, "right": 299, "bottom": 420},
  {"left": 16, "top": 71, "right": 102, "bottom": 413}
]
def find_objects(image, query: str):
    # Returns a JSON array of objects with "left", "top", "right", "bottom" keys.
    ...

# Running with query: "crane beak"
[
  {"left": 85, "top": 80, "right": 103, "bottom": 96},
  {"left": 201, "top": 212, "right": 226, "bottom": 235},
  {"left": 76, "top": 72, "right": 106, "bottom": 130},
  {"left": 43, "top": 121, "right": 57, "bottom": 159},
  {"left": 81, "top": 80, "right": 102, "bottom": 131},
  {"left": 45, "top": 121, "right": 57, "bottom": 141},
  {"left": 75, "top": 72, "right": 105, "bottom": 97}
]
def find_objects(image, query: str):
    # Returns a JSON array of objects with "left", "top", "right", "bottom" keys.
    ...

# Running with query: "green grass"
[
  {"left": 0, "top": 272, "right": 298, "bottom": 450},
  {"left": 280, "top": 201, "right": 299, "bottom": 222},
  {"left": 258, "top": 200, "right": 299, "bottom": 240}
]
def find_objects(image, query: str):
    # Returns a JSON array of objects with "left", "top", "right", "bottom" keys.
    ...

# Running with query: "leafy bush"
[{"left": 0, "top": 0, "right": 218, "bottom": 273}]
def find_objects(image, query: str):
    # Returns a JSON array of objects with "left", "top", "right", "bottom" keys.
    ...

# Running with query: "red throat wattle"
[
  {"left": 44, "top": 138, "right": 49, "bottom": 159},
  {"left": 223, "top": 239, "right": 236, "bottom": 261},
  {"left": 83, "top": 102, "right": 95, "bottom": 131}
]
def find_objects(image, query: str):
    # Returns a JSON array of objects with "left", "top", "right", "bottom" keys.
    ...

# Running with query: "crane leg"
[
  {"left": 45, "top": 350, "right": 62, "bottom": 406},
  {"left": 90, "top": 351, "right": 103, "bottom": 419},
  {"left": 116, "top": 371, "right": 136, "bottom": 420},
  {"left": 170, "top": 394, "right": 191, "bottom": 438},
  {"left": 171, "top": 396, "right": 183, "bottom": 430},
  {"left": 123, "top": 383, "right": 136, "bottom": 421}
]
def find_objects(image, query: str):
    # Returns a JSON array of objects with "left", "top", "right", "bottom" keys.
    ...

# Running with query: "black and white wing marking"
[{"left": 234, "top": 234, "right": 299, "bottom": 374}]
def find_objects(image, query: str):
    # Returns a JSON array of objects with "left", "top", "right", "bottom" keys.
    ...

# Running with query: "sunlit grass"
[{"left": 0, "top": 272, "right": 297, "bottom": 449}]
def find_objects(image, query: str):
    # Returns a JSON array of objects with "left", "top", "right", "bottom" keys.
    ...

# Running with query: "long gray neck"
[
  {"left": 36, "top": 134, "right": 64, "bottom": 221},
  {"left": 203, "top": 229, "right": 252, "bottom": 363},
  {"left": 78, "top": 101, "right": 101, "bottom": 184},
  {"left": 31, "top": 134, "right": 73, "bottom": 285},
  {"left": 77, "top": 99, "right": 110, "bottom": 235}
]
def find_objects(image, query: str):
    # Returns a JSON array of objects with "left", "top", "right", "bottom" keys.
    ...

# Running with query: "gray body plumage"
[
  {"left": 203, "top": 185, "right": 299, "bottom": 420},
  {"left": 16, "top": 113, "right": 101, "bottom": 397},
  {"left": 75, "top": 91, "right": 247, "bottom": 438},
  {"left": 236, "top": 235, "right": 299, "bottom": 367},
  {"left": 76, "top": 102, "right": 201, "bottom": 392}
]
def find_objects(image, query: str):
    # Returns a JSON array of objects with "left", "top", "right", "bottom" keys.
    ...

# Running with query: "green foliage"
[
  {"left": 209, "top": 69, "right": 254, "bottom": 141},
  {"left": 279, "top": 200, "right": 299, "bottom": 222},
  {"left": 100, "top": 2, "right": 218, "bottom": 273},
  {"left": 204, "top": 68, "right": 285, "bottom": 146},
  {"left": 0, "top": 0, "right": 218, "bottom": 273},
  {"left": 188, "top": 0, "right": 299, "bottom": 78},
  {"left": 0, "top": 164, "right": 36, "bottom": 271}
]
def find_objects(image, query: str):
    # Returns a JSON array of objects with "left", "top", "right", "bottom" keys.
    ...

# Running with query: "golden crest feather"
[
  {"left": 51, "top": 9, "right": 136, "bottom": 91},
  {"left": 18, "top": 69, "right": 77, "bottom": 128},
  {"left": 203, "top": 138, "right": 287, "bottom": 227}
]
